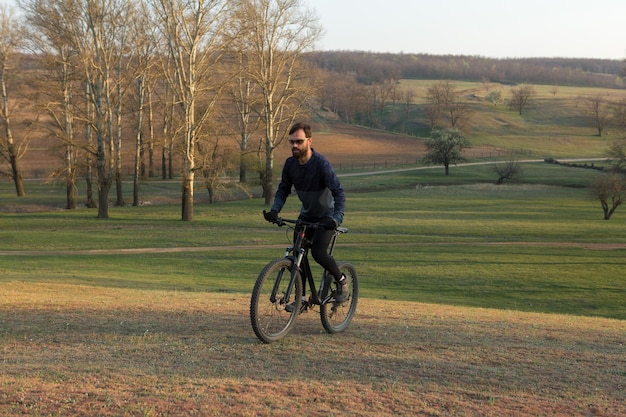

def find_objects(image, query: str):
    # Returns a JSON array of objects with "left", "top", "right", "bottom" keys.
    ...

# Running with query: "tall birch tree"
[
  {"left": 151, "top": 0, "right": 232, "bottom": 221},
  {"left": 79, "top": 0, "right": 133, "bottom": 218},
  {"left": 22, "top": 0, "right": 84, "bottom": 209},
  {"left": 234, "top": 0, "right": 322, "bottom": 204},
  {"left": 0, "top": 5, "right": 26, "bottom": 197}
]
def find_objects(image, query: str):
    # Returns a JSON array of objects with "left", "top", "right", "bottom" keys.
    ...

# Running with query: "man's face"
[{"left": 288, "top": 129, "right": 311, "bottom": 159}]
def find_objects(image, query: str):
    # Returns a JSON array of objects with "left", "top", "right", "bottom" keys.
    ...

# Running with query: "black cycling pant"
[{"left": 294, "top": 226, "right": 342, "bottom": 282}]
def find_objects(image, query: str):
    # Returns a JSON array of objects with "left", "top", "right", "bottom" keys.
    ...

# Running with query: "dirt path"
[{"left": 2, "top": 240, "right": 625, "bottom": 256}]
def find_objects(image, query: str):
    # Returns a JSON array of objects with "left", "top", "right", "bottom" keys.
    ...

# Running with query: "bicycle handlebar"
[
  {"left": 272, "top": 217, "right": 315, "bottom": 228},
  {"left": 266, "top": 214, "right": 347, "bottom": 233}
]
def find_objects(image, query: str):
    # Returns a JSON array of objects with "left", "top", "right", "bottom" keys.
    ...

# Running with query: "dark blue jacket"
[{"left": 271, "top": 150, "right": 345, "bottom": 224}]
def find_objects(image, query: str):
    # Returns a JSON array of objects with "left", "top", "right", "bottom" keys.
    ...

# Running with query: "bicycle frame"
[{"left": 271, "top": 220, "right": 344, "bottom": 308}]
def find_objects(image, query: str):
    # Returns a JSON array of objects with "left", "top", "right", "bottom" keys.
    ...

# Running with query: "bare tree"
[
  {"left": 446, "top": 97, "right": 472, "bottom": 130},
  {"left": 425, "top": 81, "right": 450, "bottom": 127},
  {"left": 583, "top": 94, "right": 610, "bottom": 137},
  {"left": 422, "top": 127, "right": 469, "bottom": 176},
  {"left": 612, "top": 98, "right": 626, "bottom": 132},
  {"left": 23, "top": 0, "right": 107, "bottom": 209},
  {"left": 425, "top": 80, "right": 471, "bottom": 129},
  {"left": 111, "top": 3, "right": 138, "bottom": 208},
  {"left": 50, "top": 46, "right": 80, "bottom": 209},
  {"left": 401, "top": 88, "right": 414, "bottom": 132},
  {"left": 494, "top": 157, "right": 522, "bottom": 184},
  {"left": 22, "top": 0, "right": 81, "bottom": 209},
  {"left": 199, "top": 136, "right": 237, "bottom": 203},
  {"left": 222, "top": 47, "right": 262, "bottom": 183},
  {"left": 82, "top": 0, "right": 136, "bottom": 218},
  {"left": 590, "top": 173, "right": 626, "bottom": 220},
  {"left": 151, "top": 0, "right": 233, "bottom": 221},
  {"left": 127, "top": 2, "right": 158, "bottom": 206},
  {"left": 234, "top": 0, "right": 322, "bottom": 205},
  {"left": 317, "top": 70, "right": 364, "bottom": 124},
  {"left": 32, "top": 0, "right": 137, "bottom": 218},
  {"left": 82, "top": 79, "right": 96, "bottom": 208},
  {"left": 0, "top": 5, "right": 26, "bottom": 196},
  {"left": 159, "top": 79, "right": 175, "bottom": 180},
  {"left": 372, "top": 79, "right": 396, "bottom": 114},
  {"left": 509, "top": 85, "right": 535, "bottom": 116},
  {"left": 606, "top": 138, "right": 626, "bottom": 169}
]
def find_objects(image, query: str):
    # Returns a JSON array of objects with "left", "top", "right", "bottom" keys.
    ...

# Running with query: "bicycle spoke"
[
  {"left": 250, "top": 259, "right": 302, "bottom": 343},
  {"left": 320, "top": 262, "right": 358, "bottom": 334}
]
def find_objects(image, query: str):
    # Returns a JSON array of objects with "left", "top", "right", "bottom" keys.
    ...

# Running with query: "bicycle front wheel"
[
  {"left": 250, "top": 258, "right": 303, "bottom": 343},
  {"left": 320, "top": 261, "right": 358, "bottom": 334}
]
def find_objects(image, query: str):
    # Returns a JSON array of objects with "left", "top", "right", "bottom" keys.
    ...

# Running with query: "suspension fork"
[
  {"left": 270, "top": 245, "right": 306, "bottom": 305},
  {"left": 282, "top": 247, "right": 306, "bottom": 304},
  {"left": 270, "top": 224, "right": 309, "bottom": 304}
]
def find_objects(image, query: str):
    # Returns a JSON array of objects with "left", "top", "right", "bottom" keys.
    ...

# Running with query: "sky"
[
  {"left": 1, "top": 0, "right": 625, "bottom": 60},
  {"left": 310, "top": 0, "right": 626, "bottom": 60}
]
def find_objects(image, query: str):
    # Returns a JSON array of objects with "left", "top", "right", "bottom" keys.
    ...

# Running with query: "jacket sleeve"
[{"left": 326, "top": 165, "right": 345, "bottom": 225}]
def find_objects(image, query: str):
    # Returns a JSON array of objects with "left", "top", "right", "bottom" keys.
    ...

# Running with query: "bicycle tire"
[
  {"left": 320, "top": 261, "right": 358, "bottom": 334},
  {"left": 250, "top": 258, "right": 303, "bottom": 343}
]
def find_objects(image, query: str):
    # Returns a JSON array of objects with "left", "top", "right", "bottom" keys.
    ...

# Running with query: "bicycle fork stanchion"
[
  {"left": 281, "top": 248, "right": 305, "bottom": 307},
  {"left": 269, "top": 267, "right": 286, "bottom": 304},
  {"left": 269, "top": 245, "right": 294, "bottom": 304}
]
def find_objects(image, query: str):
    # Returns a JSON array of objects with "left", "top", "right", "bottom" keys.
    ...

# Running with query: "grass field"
[
  {"left": 2, "top": 87, "right": 626, "bottom": 415},
  {"left": 2, "top": 162, "right": 625, "bottom": 415},
  {"left": 2, "top": 285, "right": 624, "bottom": 416}
]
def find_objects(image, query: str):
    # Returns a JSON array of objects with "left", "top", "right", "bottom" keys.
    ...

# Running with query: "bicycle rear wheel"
[
  {"left": 250, "top": 258, "right": 303, "bottom": 343},
  {"left": 320, "top": 261, "right": 358, "bottom": 334}
]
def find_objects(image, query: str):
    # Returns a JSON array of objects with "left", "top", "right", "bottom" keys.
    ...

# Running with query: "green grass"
[{"left": 2, "top": 162, "right": 625, "bottom": 320}]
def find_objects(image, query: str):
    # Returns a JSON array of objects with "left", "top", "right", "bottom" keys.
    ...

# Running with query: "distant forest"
[{"left": 308, "top": 51, "right": 626, "bottom": 88}]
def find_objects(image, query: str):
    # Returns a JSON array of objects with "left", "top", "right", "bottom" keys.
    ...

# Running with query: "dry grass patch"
[{"left": 1, "top": 282, "right": 624, "bottom": 416}]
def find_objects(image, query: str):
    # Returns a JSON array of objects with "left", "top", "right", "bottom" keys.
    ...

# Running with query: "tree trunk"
[
  {"left": 239, "top": 133, "right": 249, "bottom": 183},
  {"left": 1, "top": 64, "right": 25, "bottom": 197},
  {"left": 65, "top": 145, "right": 76, "bottom": 209},
  {"left": 263, "top": 145, "right": 274, "bottom": 205},
  {"left": 114, "top": 71, "right": 125, "bottom": 207},
  {"left": 61, "top": 57, "right": 76, "bottom": 210},
  {"left": 147, "top": 83, "right": 155, "bottom": 178},
  {"left": 93, "top": 78, "right": 111, "bottom": 219},
  {"left": 181, "top": 171, "right": 194, "bottom": 221},
  {"left": 168, "top": 144, "right": 174, "bottom": 180},
  {"left": 97, "top": 179, "right": 110, "bottom": 219},
  {"left": 133, "top": 76, "right": 145, "bottom": 207},
  {"left": 115, "top": 171, "right": 124, "bottom": 207},
  {"left": 84, "top": 81, "right": 96, "bottom": 208},
  {"left": 85, "top": 164, "right": 96, "bottom": 208},
  {"left": 162, "top": 147, "right": 167, "bottom": 180},
  {"left": 96, "top": 130, "right": 112, "bottom": 219},
  {"left": 8, "top": 146, "right": 25, "bottom": 196},
  {"left": 66, "top": 178, "right": 76, "bottom": 210}
]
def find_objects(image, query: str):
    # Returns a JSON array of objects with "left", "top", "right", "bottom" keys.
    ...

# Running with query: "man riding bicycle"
[{"left": 263, "top": 122, "right": 349, "bottom": 303}]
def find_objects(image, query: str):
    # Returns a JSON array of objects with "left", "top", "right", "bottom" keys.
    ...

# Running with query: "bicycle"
[{"left": 250, "top": 216, "right": 359, "bottom": 343}]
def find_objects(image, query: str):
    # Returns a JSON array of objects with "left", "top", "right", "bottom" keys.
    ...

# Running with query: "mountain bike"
[{"left": 250, "top": 217, "right": 358, "bottom": 343}]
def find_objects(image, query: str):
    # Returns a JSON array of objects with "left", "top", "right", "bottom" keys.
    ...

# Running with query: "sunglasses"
[{"left": 288, "top": 139, "right": 308, "bottom": 145}]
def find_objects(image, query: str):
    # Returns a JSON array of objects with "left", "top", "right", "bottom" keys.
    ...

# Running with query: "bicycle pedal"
[{"left": 285, "top": 301, "right": 309, "bottom": 314}]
